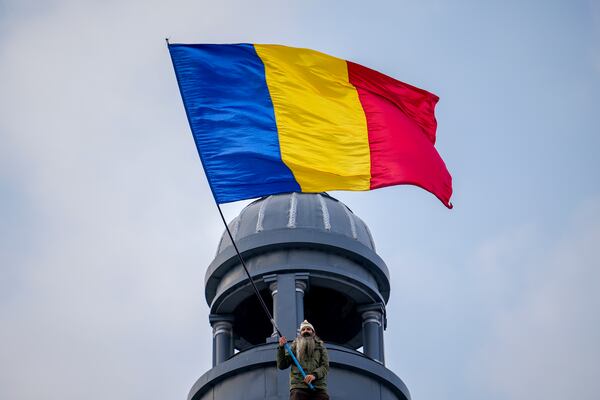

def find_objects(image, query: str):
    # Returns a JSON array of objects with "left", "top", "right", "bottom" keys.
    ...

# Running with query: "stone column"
[
  {"left": 264, "top": 273, "right": 297, "bottom": 339},
  {"left": 379, "top": 311, "right": 386, "bottom": 365},
  {"left": 209, "top": 314, "right": 234, "bottom": 366},
  {"left": 276, "top": 274, "right": 297, "bottom": 338},
  {"left": 359, "top": 304, "right": 385, "bottom": 364},
  {"left": 268, "top": 279, "right": 278, "bottom": 339},
  {"left": 294, "top": 273, "right": 309, "bottom": 330},
  {"left": 264, "top": 274, "right": 298, "bottom": 398}
]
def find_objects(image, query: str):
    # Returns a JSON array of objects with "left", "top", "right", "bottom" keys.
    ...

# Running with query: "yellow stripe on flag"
[{"left": 254, "top": 45, "right": 371, "bottom": 192}]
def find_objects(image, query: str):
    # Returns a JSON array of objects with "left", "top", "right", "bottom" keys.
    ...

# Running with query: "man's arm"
[
  {"left": 276, "top": 337, "right": 292, "bottom": 370},
  {"left": 312, "top": 343, "right": 329, "bottom": 380}
]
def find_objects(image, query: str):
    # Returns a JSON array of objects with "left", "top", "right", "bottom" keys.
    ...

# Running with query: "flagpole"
[
  {"left": 215, "top": 203, "right": 278, "bottom": 332},
  {"left": 215, "top": 201, "right": 316, "bottom": 390}
]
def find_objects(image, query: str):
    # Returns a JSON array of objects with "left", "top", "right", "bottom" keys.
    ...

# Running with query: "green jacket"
[{"left": 276, "top": 338, "right": 329, "bottom": 391}]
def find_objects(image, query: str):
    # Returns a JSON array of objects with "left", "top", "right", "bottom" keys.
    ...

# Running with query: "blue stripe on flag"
[{"left": 169, "top": 43, "right": 300, "bottom": 203}]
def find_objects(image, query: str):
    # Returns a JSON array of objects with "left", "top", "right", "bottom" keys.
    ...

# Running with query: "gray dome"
[
  {"left": 205, "top": 192, "right": 390, "bottom": 309},
  {"left": 217, "top": 192, "right": 376, "bottom": 253},
  {"left": 204, "top": 191, "right": 391, "bottom": 350}
]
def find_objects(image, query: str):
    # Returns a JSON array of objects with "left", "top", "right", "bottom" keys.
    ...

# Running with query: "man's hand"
[
  {"left": 278, "top": 336, "right": 287, "bottom": 347},
  {"left": 303, "top": 374, "right": 315, "bottom": 384}
]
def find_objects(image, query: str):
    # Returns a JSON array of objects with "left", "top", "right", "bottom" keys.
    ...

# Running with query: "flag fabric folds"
[{"left": 168, "top": 43, "right": 453, "bottom": 208}]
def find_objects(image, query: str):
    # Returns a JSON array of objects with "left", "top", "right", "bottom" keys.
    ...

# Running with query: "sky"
[{"left": 1, "top": 0, "right": 599, "bottom": 399}]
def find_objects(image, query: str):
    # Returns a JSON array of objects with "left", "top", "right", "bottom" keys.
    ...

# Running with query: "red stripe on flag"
[{"left": 347, "top": 61, "right": 453, "bottom": 208}]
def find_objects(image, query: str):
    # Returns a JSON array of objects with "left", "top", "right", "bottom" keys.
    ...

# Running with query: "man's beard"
[{"left": 296, "top": 335, "right": 316, "bottom": 362}]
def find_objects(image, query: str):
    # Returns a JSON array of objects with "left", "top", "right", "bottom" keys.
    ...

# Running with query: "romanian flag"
[{"left": 168, "top": 43, "right": 453, "bottom": 208}]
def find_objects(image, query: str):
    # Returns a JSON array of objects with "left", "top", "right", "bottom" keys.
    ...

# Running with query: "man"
[{"left": 276, "top": 320, "right": 330, "bottom": 400}]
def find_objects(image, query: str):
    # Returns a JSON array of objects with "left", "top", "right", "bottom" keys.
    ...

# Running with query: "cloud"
[{"left": 469, "top": 199, "right": 600, "bottom": 400}]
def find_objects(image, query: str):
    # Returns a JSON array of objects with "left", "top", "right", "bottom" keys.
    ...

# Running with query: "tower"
[{"left": 189, "top": 193, "right": 410, "bottom": 400}]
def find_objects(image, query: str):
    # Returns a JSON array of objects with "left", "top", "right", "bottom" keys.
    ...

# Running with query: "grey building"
[{"left": 189, "top": 193, "right": 410, "bottom": 400}]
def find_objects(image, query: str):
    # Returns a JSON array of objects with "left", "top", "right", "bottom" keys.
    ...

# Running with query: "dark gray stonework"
[{"left": 191, "top": 193, "right": 410, "bottom": 400}]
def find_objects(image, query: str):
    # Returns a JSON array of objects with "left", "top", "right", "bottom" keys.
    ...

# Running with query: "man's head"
[
  {"left": 299, "top": 320, "right": 315, "bottom": 337},
  {"left": 296, "top": 320, "right": 316, "bottom": 361}
]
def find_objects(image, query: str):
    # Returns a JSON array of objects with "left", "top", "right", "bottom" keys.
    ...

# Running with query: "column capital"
[
  {"left": 295, "top": 281, "right": 307, "bottom": 293},
  {"left": 294, "top": 272, "right": 309, "bottom": 293},
  {"left": 209, "top": 313, "right": 234, "bottom": 326},
  {"left": 361, "top": 311, "right": 382, "bottom": 327},
  {"left": 263, "top": 274, "right": 278, "bottom": 293},
  {"left": 294, "top": 272, "right": 310, "bottom": 281},
  {"left": 358, "top": 304, "right": 384, "bottom": 327},
  {"left": 357, "top": 303, "right": 385, "bottom": 315},
  {"left": 212, "top": 321, "right": 233, "bottom": 337}
]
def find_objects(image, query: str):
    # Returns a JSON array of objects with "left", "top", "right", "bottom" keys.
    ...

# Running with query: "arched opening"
[
  {"left": 232, "top": 289, "right": 273, "bottom": 349},
  {"left": 303, "top": 286, "right": 362, "bottom": 346}
]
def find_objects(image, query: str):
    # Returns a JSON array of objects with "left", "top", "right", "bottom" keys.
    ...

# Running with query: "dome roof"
[
  {"left": 205, "top": 192, "right": 391, "bottom": 307},
  {"left": 217, "top": 192, "right": 376, "bottom": 253}
]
